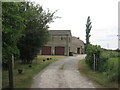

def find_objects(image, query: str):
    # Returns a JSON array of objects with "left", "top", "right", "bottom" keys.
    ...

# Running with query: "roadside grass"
[
  {"left": 59, "top": 63, "right": 65, "bottom": 70},
  {"left": 108, "top": 57, "right": 118, "bottom": 66},
  {"left": 78, "top": 59, "right": 119, "bottom": 88},
  {"left": 101, "top": 50, "right": 119, "bottom": 58},
  {"left": 2, "top": 55, "right": 67, "bottom": 88}
]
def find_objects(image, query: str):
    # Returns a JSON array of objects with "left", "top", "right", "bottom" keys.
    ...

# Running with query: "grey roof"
[
  {"left": 48, "top": 30, "right": 72, "bottom": 36},
  {"left": 71, "top": 37, "right": 85, "bottom": 46}
]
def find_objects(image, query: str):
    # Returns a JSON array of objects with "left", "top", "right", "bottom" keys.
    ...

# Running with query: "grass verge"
[
  {"left": 2, "top": 55, "right": 67, "bottom": 88},
  {"left": 59, "top": 63, "right": 65, "bottom": 70},
  {"left": 78, "top": 59, "right": 119, "bottom": 88}
]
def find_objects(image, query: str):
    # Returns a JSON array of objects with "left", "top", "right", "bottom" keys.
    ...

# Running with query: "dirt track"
[{"left": 31, "top": 55, "right": 96, "bottom": 88}]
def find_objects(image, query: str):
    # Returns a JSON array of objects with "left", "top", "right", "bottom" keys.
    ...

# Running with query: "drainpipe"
[
  {"left": 66, "top": 34, "right": 69, "bottom": 56},
  {"left": 52, "top": 36, "right": 54, "bottom": 55}
]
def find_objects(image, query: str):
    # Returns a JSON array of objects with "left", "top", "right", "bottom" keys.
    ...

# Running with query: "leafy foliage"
[
  {"left": 85, "top": 16, "right": 92, "bottom": 44},
  {"left": 2, "top": 2, "right": 57, "bottom": 64},
  {"left": 85, "top": 44, "right": 104, "bottom": 71},
  {"left": 85, "top": 15, "right": 119, "bottom": 84},
  {"left": 101, "top": 50, "right": 119, "bottom": 58},
  {"left": 17, "top": 2, "right": 56, "bottom": 63},
  {"left": 85, "top": 16, "right": 92, "bottom": 52},
  {"left": 103, "top": 58, "right": 119, "bottom": 83},
  {"left": 2, "top": 2, "right": 26, "bottom": 62},
  {"left": 86, "top": 44, "right": 119, "bottom": 83}
]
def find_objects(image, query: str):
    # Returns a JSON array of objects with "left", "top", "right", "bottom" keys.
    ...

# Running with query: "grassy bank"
[
  {"left": 2, "top": 55, "right": 67, "bottom": 88},
  {"left": 78, "top": 59, "right": 119, "bottom": 88}
]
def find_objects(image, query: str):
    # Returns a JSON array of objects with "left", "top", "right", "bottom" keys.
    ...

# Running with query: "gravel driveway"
[{"left": 31, "top": 55, "right": 96, "bottom": 88}]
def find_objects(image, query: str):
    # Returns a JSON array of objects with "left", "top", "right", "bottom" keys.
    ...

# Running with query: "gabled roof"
[{"left": 48, "top": 30, "right": 72, "bottom": 36}]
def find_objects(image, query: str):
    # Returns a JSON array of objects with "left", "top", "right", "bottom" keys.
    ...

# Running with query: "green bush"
[
  {"left": 101, "top": 50, "right": 119, "bottom": 58},
  {"left": 85, "top": 44, "right": 109, "bottom": 72},
  {"left": 85, "top": 44, "right": 102, "bottom": 70},
  {"left": 103, "top": 58, "right": 119, "bottom": 83},
  {"left": 97, "top": 56, "right": 108, "bottom": 72},
  {"left": 85, "top": 44, "right": 119, "bottom": 83}
]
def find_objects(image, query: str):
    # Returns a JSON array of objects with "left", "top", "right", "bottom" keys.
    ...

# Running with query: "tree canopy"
[
  {"left": 86, "top": 16, "right": 92, "bottom": 45},
  {"left": 85, "top": 16, "right": 92, "bottom": 52},
  {"left": 2, "top": 2, "right": 26, "bottom": 61},
  {"left": 2, "top": 2, "right": 56, "bottom": 63}
]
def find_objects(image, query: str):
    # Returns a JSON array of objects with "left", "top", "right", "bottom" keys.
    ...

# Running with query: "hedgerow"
[{"left": 85, "top": 44, "right": 119, "bottom": 83}]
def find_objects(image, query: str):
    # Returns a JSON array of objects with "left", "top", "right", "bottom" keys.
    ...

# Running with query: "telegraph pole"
[{"left": 107, "top": 43, "right": 109, "bottom": 49}]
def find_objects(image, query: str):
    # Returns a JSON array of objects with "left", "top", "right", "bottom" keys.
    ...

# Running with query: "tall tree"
[
  {"left": 2, "top": 2, "right": 57, "bottom": 64},
  {"left": 2, "top": 2, "right": 26, "bottom": 62},
  {"left": 2, "top": 3, "right": 27, "bottom": 87},
  {"left": 17, "top": 2, "right": 56, "bottom": 63},
  {"left": 85, "top": 16, "right": 92, "bottom": 51}
]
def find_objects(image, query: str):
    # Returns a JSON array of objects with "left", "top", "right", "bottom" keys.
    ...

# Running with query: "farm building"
[
  {"left": 70, "top": 37, "right": 85, "bottom": 54},
  {"left": 40, "top": 30, "right": 85, "bottom": 56}
]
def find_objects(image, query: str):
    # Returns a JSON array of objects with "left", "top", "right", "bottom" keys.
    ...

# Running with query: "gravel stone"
[{"left": 31, "top": 55, "right": 96, "bottom": 88}]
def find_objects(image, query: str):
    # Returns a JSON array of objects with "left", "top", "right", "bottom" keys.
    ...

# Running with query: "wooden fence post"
[
  {"left": 8, "top": 55, "right": 14, "bottom": 88},
  {"left": 93, "top": 53, "right": 96, "bottom": 71}
]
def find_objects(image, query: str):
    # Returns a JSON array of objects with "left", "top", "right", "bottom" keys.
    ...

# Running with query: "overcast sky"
[{"left": 30, "top": 0, "right": 119, "bottom": 50}]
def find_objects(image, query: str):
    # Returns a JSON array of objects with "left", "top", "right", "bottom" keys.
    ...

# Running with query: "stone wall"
[
  {"left": 70, "top": 37, "right": 85, "bottom": 54},
  {"left": 45, "top": 35, "right": 71, "bottom": 56},
  {"left": 40, "top": 30, "right": 85, "bottom": 55}
]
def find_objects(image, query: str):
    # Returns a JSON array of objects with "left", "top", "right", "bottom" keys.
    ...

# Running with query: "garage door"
[
  {"left": 41, "top": 46, "right": 51, "bottom": 55},
  {"left": 55, "top": 47, "right": 65, "bottom": 55}
]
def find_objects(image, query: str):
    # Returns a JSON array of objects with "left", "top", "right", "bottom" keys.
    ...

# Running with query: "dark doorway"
[{"left": 77, "top": 48, "right": 80, "bottom": 54}]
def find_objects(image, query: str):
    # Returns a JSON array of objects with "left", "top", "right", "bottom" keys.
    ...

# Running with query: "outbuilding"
[{"left": 40, "top": 30, "right": 85, "bottom": 56}]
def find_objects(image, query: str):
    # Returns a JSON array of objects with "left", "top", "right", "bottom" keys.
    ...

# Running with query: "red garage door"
[
  {"left": 55, "top": 47, "right": 65, "bottom": 55},
  {"left": 41, "top": 46, "right": 51, "bottom": 55}
]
